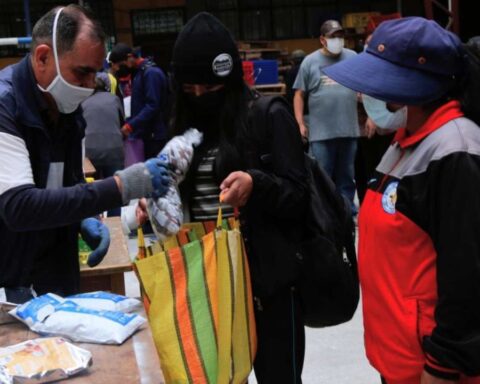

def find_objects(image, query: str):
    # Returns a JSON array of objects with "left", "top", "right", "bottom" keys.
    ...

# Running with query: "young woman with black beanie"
[{"left": 170, "top": 12, "right": 308, "bottom": 384}]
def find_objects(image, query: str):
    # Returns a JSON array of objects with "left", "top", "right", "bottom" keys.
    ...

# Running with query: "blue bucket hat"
[{"left": 323, "top": 17, "right": 465, "bottom": 105}]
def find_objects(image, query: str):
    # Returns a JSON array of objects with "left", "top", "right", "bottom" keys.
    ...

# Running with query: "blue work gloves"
[
  {"left": 80, "top": 218, "right": 111, "bottom": 267},
  {"left": 115, "top": 158, "right": 170, "bottom": 204}
]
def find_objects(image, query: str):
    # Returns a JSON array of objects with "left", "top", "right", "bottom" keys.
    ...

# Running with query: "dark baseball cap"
[
  {"left": 109, "top": 43, "right": 133, "bottom": 63},
  {"left": 320, "top": 20, "right": 344, "bottom": 37},
  {"left": 323, "top": 17, "right": 465, "bottom": 105}
]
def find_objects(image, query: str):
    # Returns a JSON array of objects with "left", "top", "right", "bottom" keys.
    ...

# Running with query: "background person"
[
  {"left": 324, "top": 17, "right": 480, "bottom": 384},
  {"left": 83, "top": 72, "right": 125, "bottom": 181},
  {"left": 109, "top": 42, "right": 170, "bottom": 160},
  {"left": 82, "top": 72, "right": 125, "bottom": 216},
  {"left": 293, "top": 19, "right": 360, "bottom": 215}
]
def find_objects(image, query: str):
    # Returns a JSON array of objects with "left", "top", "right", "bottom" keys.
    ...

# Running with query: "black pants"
[
  {"left": 253, "top": 287, "right": 305, "bottom": 384},
  {"left": 3, "top": 286, "right": 35, "bottom": 304}
]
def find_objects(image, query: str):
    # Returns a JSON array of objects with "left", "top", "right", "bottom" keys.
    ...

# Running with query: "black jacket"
[
  {"left": 182, "top": 95, "right": 308, "bottom": 299},
  {"left": 242, "top": 97, "right": 308, "bottom": 299},
  {"left": 0, "top": 56, "right": 122, "bottom": 296}
]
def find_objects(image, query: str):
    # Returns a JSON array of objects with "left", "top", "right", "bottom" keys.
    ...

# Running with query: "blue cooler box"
[{"left": 253, "top": 60, "right": 279, "bottom": 84}]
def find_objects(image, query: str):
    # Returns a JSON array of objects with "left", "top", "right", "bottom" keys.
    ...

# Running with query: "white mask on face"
[
  {"left": 362, "top": 94, "right": 407, "bottom": 131},
  {"left": 326, "top": 37, "right": 344, "bottom": 55},
  {"left": 37, "top": 8, "right": 94, "bottom": 114}
]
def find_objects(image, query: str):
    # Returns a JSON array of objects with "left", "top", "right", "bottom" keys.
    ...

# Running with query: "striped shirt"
[{"left": 191, "top": 148, "right": 234, "bottom": 221}]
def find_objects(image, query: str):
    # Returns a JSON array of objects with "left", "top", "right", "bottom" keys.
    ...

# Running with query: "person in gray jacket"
[{"left": 83, "top": 72, "right": 124, "bottom": 181}]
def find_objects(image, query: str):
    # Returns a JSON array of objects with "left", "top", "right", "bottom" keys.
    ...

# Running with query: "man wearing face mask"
[
  {"left": 0, "top": 5, "right": 171, "bottom": 304},
  {"left": 293, "top": 19, "right": 360, "bottom": 215},
  {"left": 109, "top": 43, "right": 170, "bottom": 160},
  {"left": 108, "top": 43, "right": 133, "bottom": 111}
]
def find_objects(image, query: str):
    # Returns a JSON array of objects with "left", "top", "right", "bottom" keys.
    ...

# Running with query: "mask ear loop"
[
  {"left": 50, "top": 8, "right": 95, "bottom": 94},
  {"left": 51, "top": 8, "right": 64, "bottom": 79}
]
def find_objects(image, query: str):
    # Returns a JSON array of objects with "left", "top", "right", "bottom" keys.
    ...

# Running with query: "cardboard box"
[{"left": 343, "top": 12, "right": 380, "bottom": 32}]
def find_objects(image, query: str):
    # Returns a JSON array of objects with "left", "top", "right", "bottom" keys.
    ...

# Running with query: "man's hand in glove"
[
  {"left": 80, "top": 218, "right": 111, "bottom": 267},
  {"left": 115, "top": 158, "right": 171, "bottom": 204}
]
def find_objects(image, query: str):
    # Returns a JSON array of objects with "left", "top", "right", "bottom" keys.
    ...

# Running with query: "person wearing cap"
[
  {"left": 324, "top": 17, "right": 480, "bottom": 384},
  {"left": 109, "top": 42, "right": 170, "bottom": 160},
  {"left": 171, "top": 12, "right": 308, "bottom": 383},
  {"left": 0, "top": 5, "right": 171, "bottom": 303},
  {"left": 293, "top": 19, "right": 360, "bottom": 215},
  {"left": 108, "top": 42, "right": 133, "bottom": 100}
]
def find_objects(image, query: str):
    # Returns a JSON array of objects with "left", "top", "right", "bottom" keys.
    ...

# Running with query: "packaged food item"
[
  {"left": 66, "top": 291, "right": 141, "bottom": 312},
  {"left": 9, "top": 294, "right": 145, "bottom": 345},
  {"left": 0, "top": 337, "right": 91, "bottom": 384}
]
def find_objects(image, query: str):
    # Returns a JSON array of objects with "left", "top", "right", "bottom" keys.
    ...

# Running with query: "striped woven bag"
[{"left": 134, "top": 206, "right": 256, "bottom": 384}]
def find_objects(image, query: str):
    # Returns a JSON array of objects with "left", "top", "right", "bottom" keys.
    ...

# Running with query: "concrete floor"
[{"left": 125, "top": 235, "right": 381, "bottom": 384}]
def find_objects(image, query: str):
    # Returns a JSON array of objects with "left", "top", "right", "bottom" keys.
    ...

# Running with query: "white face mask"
[
  {"left": 362, "top": 94, "right": 407, "bottom": 131},
  {"left": 37, "top": 8, "right": 94, "bottom": 114},
  {"left": 326, "top": 37, "right": 344, "bottom": 55}
]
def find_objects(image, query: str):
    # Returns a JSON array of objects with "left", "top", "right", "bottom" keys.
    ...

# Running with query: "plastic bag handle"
[{"left": 217, "top": 195, "right": 224, "bottom": 228}]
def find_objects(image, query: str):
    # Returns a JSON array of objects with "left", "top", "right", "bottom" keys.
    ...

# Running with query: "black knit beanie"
[{"left": 171, "top": 12, "right": 243, "bottom": 85}]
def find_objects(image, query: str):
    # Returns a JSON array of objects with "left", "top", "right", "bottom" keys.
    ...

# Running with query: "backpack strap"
[{"left": 248, "top": 93, "right": 289, "bottom": 133}]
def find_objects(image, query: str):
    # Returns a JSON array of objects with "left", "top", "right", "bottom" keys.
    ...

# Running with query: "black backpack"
[{"left": 249, "top": 95, "right": 359, "bottom": 328}]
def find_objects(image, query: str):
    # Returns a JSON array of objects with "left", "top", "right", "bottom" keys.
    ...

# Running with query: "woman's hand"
[
  {"left": 420, "top": 370, "right": 458, "bottom": 384},
  {"left": 136, "top": 198, "right": 149, "bottom": 226},
  {"left": 220, "top": 171, "right": 253, "bottom": 207}
]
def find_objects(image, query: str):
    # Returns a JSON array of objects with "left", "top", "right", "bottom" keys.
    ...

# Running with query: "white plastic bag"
[
  {"left": 66, "top": 291, "right": 141, "bottom": 312},
  {"left": 9, "top": 294, "right": 145, "bottom": 345},
  {"left": 148, "top": 128, "right": 203, "bottom": 239}
]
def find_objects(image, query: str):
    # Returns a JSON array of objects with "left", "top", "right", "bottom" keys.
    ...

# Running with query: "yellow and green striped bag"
[{"left": 134, "top": 207, "right": 256, "bottom": 384}]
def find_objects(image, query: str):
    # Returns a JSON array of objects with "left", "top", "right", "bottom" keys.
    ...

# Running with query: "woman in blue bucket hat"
[{"left": 324, "top": 17, "right": 480, "bottom": 384}]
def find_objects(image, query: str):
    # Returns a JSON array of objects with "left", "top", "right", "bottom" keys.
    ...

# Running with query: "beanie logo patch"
[{"left": 212, "top": 53, "right": 233, "bottom": 77}]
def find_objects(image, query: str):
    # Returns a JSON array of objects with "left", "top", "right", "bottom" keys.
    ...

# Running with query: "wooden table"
[
  {"left": 0, "top": 307, "right": 165, "bottom": 383},
  {"left": 80, "top": 217, "right": 132, "bottom": 295},
  {"left": 83, "top": 157, "right": 96, "bottom": 178}
]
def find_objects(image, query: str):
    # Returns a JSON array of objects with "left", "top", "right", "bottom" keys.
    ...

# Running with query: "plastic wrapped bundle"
[
  {"left": 0, "top": 337, "right": 92, "bottom": 384},
  {"left": 147, "top": 128, "right": 203, "bottom": 240}
]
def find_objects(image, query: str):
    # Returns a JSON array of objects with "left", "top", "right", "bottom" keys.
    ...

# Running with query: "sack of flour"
[
  {"left": 66, "top": 291, "right": 141, "bottom": 312},
  {"left": 9, "top": 294, "right": 145, "bottom": 345}
]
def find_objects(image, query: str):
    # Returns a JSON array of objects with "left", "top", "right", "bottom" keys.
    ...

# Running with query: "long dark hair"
[
  {"left": 171, "top": 79, "right": 254, "bottom": 183},
  {"left": 460, "top": 37, "right": 480, "bottom": 125},
  {"left": 422, "top": 39, "right": 480, "bottom": 125}
]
